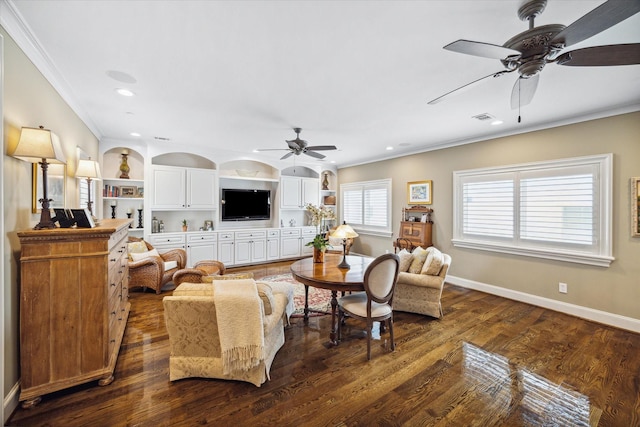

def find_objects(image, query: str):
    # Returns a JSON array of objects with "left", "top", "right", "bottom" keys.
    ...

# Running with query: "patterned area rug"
[{"left": 260, "top": 273, "right": 332, "bottom": 317}]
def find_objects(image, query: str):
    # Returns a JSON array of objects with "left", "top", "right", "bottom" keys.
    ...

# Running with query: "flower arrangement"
[{"left": 305, "top": 203, "right": 336, "bottom": 251}]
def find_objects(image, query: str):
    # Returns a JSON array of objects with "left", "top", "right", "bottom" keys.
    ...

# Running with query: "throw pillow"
[
  {"left": 408, "top": 247, "right": 428, "bottom": 274},
  {"left": 421, "top": 246, "right": 445, "bottom": 276},
  {"left": 255, "top": 282, "right": 275, "bottom": 316},
  {"left": 129, "top": 249, "right": 160, "bottom": 262},
  {"left": 128, "top": 241, "right": 148, "bottom": 260},
  {"left": 397, "top": 249, "right": 413, "bottom": 272}
]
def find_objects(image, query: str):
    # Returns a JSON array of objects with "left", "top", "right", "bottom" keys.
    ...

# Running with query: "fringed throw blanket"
[{"left": 213, "top": 279, "right": 265, "bottom": 375}]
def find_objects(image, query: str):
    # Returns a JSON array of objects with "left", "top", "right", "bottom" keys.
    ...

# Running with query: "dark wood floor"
[{"left": 7, "top": 261, "right": 640, "bottom": 426}]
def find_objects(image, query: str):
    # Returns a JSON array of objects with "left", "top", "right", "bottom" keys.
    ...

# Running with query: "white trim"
[
  {"left": 3, "top": 382, "right": 19, "bottom": 424},
  {"left": 447, "top": 275, "right": 640, "bottom": 334}
]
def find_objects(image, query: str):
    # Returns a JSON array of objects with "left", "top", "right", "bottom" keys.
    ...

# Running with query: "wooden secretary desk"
[
  {"left": 394, "top": 207, "right": 433, "bottom": 252},
  {"left": 17, "top": 219, "right": 131, "bottom": 408}
]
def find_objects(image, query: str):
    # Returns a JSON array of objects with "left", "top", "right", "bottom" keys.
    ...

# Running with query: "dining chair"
[{"left": 337, "top": 253, "right": 400, "bottom": 360}]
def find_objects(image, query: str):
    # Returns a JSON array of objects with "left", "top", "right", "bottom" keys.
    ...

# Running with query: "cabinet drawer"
[
  {"left": 108, "top": 227, "right": 129, "bottom": 250},
  {"left": 267, "top": 229, "right": 280, "bottom": 237},
  {"left": 148, "top": 234, "right": 186, "bottom": 246},
  {"left": 301, "top": 227, "right": 317, "bottom": 236},
  {"left": 187, "top": 233, "right": 217, "bottom": 243},
  {"left": 280, "top": 228, "right": 301, "bottom": 237},
  {"left": 235, "top": 230, "right": 267, "bottom": 240},
  {"left": 218, "top": 232, "right": 235, "bottom": 241}
]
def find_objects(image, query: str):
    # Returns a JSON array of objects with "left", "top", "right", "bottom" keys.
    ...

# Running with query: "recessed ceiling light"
[
  {"left": 116, "top": 88, "right": 135, "bottom": 97},
  {"left": 491, "top": 120, "right": 504, "bottom": 126},
  {"left": 330, "top": 160, "right": 336, "bottom": 164},
  {"left": 386, "top": 146, "right": 394, "bottom": 151},
  {"left": 130, "top": 132, "right": 141, "bottom": 137}
]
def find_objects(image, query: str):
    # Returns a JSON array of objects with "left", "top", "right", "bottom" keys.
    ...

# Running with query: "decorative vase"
[
  {"left": 313, "top": 247, "right": 325, "bottom": 263},
  {"left": 119, "top": 150, "right": 130, "bottom": 179},
  {"left": 322, "top": 172, "right": 329, "bottom": 190},
  {"left": 182, "top": 225, "right": 188, "bottom": 232}
]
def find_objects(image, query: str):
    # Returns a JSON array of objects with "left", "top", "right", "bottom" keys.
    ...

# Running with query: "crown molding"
[{"left": 0, "top": 0, "right": 102, "bottom": 138}]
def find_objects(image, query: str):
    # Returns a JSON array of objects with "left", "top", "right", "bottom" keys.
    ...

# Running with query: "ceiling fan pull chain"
[{"left": 518, "top": 78, "right": 522, "bottom": 124}]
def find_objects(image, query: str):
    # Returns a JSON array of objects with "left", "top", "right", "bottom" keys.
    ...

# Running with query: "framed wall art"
[
  {"left": 32, "top": 163, "right": 66, "bottom": 213},
  {"left": 407, "top": 180, "right": 432, "bottom": 205}
]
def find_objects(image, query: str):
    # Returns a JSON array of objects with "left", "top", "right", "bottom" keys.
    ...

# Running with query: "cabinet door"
[
  {"left": 218, "top": 241, "right": 235, "bottom": 265},
  {"left": 281, "top": 176, "right": 302, "bottom": 209},
  {"left": 266, "top": 237, "right": 280, "bottom": 260},
  {"left": 151, "top": 167, "right": 186, "bottom": 208},
  {"left": 280, "top": 236, "right": 301, "bottom": 258},
  {"left": 251, "top": 239, "right": 267, "bottom": 263},
  {"left": 234, "top": 240, "right": 252, "bottom": 265},
  {"left": 301, "top": 178, "right": 320, "bottom": 206},
  {"left": 186, "top": 169, "right": 216, "bottom": 209},
  {"left": 188, "top": 243, "right": 216, "bottom": 267}
]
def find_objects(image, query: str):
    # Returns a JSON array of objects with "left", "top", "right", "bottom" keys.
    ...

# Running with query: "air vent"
[
  {"left": 154, "top": 136, "right": 171, "bottom": 141},
  {"left": 472, "top": 113, "right": 495, "bottom": 121}
]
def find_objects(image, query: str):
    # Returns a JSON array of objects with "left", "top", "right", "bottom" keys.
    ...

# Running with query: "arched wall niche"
[
  {"left": 152, "top": 152, "right": 216, "bottom": 169},
  {"left": 219, "top": 159, "right": 279, "bottom": 180},
  {"left": 103, "top": 147, "right": 144, "bottom": 180}
]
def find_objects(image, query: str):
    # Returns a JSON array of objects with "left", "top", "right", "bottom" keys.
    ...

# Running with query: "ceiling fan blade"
[
  {"left": 551, "top": 0, "right": 640, "bottom": 48},
  {"left": 280, "top": 152, "right": 294, "bottom": 160},
  {"left": 557, "top": 43, "right": 640, "bottom": 66},
  {"left": 444, "top": 39, "right": 520, "bottom": 59},
  {"left": 305, "top": 145, "right": 337, "bottom": 151},
  {"left": 254, "top": 148, "right": 289, "bottom": 152},
  {"left": 304, "top": 150, "right": 326, "bottom": 159},
  {"left": 428, "top": 70, "right": 511, "bottom": 105},
  {"left": 510, "top": 74, "right": 539, "bottom": 110}
]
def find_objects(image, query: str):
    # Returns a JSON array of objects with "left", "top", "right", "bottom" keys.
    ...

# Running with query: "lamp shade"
[
  {"left": 11, "top": 126, "right": 66, "bottom": 164},
  {"left": 76, "top": 159, "right": 102, "bottom": 180},
  {"left": 332, "top": 223, "right": 359, "bottom": 239}
]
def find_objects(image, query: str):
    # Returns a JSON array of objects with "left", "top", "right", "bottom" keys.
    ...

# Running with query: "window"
[
  {"left": 453, "top": 154, "right": 613, "bottom": 267},
  {"left": 340, "top": 179, "right": 392, "bottom": 236}
]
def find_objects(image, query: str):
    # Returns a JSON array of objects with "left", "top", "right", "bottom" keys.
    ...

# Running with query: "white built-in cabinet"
[
  {"left": 234, "top": 230, "right": 267, "bottom": 264},
  {"left": 151, "top": 165, "right": 216, "bottom": 210},
  {"left": 266, "top": 229, "right": 280, "bottom": 260},
  {"left": 217, "top": 231, "right": 235, "bottom": 265},
  {"left": 280, "top": 176, "right": 320, "bottom": 209},
  {"left": 186, "top": 232, "right": 217, "bottom": 266}
]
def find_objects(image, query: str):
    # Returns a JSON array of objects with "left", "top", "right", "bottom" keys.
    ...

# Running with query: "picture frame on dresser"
[{"left": 407, "top": 180, "right": 432, "bottom": 205}]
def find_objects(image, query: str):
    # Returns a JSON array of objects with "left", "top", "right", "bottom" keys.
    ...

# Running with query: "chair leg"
[
  {"left": 388, "top": 317, "right": 396, "bottom": 352},
  {"left": 366, "top": 318, "right": 373, "bottom": 360},
  {"left": 337, "top": 309, "right": 343, "bottom": 341}
]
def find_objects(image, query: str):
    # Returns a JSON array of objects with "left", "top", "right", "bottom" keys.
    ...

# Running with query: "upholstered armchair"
[
  {"left": 128, "top": 237, "right": 187, "bottom": 294},
  {"left": 393, "top": 247, "right": 451, "bottom": 318},
  {"left": 163, "top": 279, "right": 293, "bottom": 386}
]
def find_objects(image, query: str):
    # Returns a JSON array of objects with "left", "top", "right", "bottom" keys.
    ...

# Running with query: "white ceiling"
[{"left": 2, "top": 0, "right": 639, "bottom": 168}]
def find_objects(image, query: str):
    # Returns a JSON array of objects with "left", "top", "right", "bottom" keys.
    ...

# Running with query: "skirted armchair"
[
  {"left": 393, "top": 247, "right": 451, "bottom": 318},
  {"left": 163, "top": 279, "right": 293, "bottom": 386},
  {"left": 128, "top": 237, "right": 187, "bottom": 294}
]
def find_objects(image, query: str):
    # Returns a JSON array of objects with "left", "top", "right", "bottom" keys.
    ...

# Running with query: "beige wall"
[
  {"left": 339, "top": 112, "right": 640, "bottom": 321},
  {"left": 2, "top": 27, "right": 99, "bottom": 401}
]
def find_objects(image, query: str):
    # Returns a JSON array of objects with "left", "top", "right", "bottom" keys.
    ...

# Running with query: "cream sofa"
[
  {"left": 163, "top": 279, "right": 293, "bottom": 386},
  {"left": 393, "top": 247, "right": 451, "bottom": 318}
]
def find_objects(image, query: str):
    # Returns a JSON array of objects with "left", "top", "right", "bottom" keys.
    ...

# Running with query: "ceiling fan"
[
  {"left": 256, "top": 128, "right": 337, "bottom": 160},
  {"left": 428, "top": 0, "right": 640, "bottom": 110}
]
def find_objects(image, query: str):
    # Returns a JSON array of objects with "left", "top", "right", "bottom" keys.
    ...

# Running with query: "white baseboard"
[
  {"left": 447, "top": 275, "right": 640, "bottom": 334},
  {"left": 4, "top": 380, "right": 19, "bottom": 424}
]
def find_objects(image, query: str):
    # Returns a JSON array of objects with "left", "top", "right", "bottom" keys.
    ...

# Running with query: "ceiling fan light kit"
[{"left": 429, "top": 0, "right": 640, "bottom": 108}]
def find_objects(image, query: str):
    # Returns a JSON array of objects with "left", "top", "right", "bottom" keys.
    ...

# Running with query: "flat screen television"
[{"left": 221, "top": 189, "right": 271, "bottom": 221}]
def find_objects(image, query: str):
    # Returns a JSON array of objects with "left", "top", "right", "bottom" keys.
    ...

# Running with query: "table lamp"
[
  {"left": 76, "top": 158, "right": 102, "bottom": 216},
  {"left": 11, "top": 126, "right": 66, "bottom": 229},
  {"left": 331, "top": 222, "right": 359, "bottom": 269}
]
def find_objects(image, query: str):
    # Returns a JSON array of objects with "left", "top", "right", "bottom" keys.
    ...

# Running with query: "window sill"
[
  {"left": 354, "top": 228, "right": 394, "bottom": 238},
  {"left": 451, "top": 239, "right": 614, "bottom": 267}
]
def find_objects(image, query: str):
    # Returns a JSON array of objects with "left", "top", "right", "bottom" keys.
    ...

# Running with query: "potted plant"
[
  {"left": 305, "top": 203, "right": 336, "bottom": 263},
  {"left": 182, "top": 219, "right": 188, "bottom": 232}
]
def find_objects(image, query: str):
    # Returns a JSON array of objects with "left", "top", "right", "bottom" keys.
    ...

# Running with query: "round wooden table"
[{"left": 290, "top": 254, "right": 373, "bottom": 346}]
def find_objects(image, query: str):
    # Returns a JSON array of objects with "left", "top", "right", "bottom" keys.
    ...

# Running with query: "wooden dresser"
[{"left": 17, "top": 219, "right": 131, "bottom": 408}]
